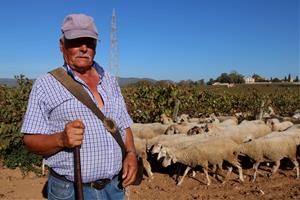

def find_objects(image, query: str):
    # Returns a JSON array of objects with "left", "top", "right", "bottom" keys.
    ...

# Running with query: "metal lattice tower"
[{"left": 109, "top": 8, "right": 119, "bottom": 79}]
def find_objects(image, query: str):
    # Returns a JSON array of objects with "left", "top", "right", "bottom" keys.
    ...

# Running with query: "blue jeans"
[{"left": 47, "top": 173, "right": 125, "bottom": 200}]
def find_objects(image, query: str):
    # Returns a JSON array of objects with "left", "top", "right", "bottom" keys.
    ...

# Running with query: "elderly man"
[{"left": 21, "top": 13, "right": 137, "bottom": 200}]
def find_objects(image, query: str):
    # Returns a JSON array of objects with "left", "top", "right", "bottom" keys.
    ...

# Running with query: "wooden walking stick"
[
  {"left": 49, "top": 68, "right": 85, "bottom": 199},
  {"left": 74, "top": 146, "right": 84, "bottom": 200}
]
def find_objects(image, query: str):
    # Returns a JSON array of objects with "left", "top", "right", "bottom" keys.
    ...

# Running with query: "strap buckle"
[{"left": 103, "top": 117, "right": 118, "bottom": 134}]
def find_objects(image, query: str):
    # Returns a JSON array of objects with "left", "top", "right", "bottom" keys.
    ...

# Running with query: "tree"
[
  {"left": 288, "top": 74, "right": 291, "bottom": 82},
  {"left": 206, "top": 78, "right": 214, "bottom": 85},
  {"left": 215, "top": 71, "right": 244, "bottom": 84},
  {"left": 272, "top": 77, "right": 281, "bottom": 82},
  {"left": 228, "top": 71, "right": 245, "bottom": 84},
  {"left": 216, "top": 73, "right": 230, "bottom": 83},
  {"left": 177, "top": 79, "right": 196, "bottom": 86},
  {"left": 295, "top": 76, "right": 299, "bottom": 82},
  {"left": 196, "top": 79, "right": 205, "bottom": 86},
  {"left": 252, "top": 73, "right": 266, "bottom": 82}
]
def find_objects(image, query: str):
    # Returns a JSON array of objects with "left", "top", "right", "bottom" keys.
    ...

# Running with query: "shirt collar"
[{"left": 62, "top": 61, "right": 105, "bottom": 82}]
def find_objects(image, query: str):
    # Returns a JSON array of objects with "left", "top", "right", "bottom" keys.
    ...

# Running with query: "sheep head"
[{"left": 151, "top": 143, "right": 162, "bottom": 154}]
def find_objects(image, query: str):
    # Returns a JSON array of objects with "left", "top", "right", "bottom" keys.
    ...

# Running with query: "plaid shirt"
[{"left": 21, "top": 62, "right": 133, "bottom": 183}]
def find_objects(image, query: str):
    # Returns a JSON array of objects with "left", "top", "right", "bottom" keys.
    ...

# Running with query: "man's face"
[{"left": 60, "top": 37, "right": 97, "bottom": 72}]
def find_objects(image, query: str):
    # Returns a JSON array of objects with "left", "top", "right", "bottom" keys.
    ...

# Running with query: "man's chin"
[{"left": 71, "top": 63, "right": 93, "bottom": 73}]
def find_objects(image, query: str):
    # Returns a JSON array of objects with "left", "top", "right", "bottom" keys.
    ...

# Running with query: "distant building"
[
  {"left": 212, "top": 82, "right": 234, "bottom": 88},
  {"left": 244, "top": 77, "right": 255, "bottom": 84}
]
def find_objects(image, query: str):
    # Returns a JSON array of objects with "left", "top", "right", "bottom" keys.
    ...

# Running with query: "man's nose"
[{"left": 79, "top": 44, "right": 87, "bottom": 52}]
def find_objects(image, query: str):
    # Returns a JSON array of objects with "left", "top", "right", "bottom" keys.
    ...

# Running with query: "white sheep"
[
  {"left": 164, "top": 122, "right": 203, "bottom": 135},
  {"left": 261, "top": 125, "right": 300, "bottom": 139},
  {"left": 149, "top": 134, "right": 190, "bottom": 155},
  {"left": 131, "top": 123, "right": 169, "bottom": 139},
  {"left": 161, "top": 137, "right": 244, "bottom": 186},
  {"left": 134, "top": 136, "right": 153, "bottom": 178},
  {"left": 186, "top": 126, "right": 207, "bottom": 135},
  {"left": 176, "top": 114, "right": 190, "bottom": 123},
  {"left": 166, "top": 118, "right": 235, "bottom": 136},
  {"left": 222, "top": 120, "right": 272, "bottom": 143},
  {"left": 198, "top": 113, "right": 219, "bottom": 124},
  {"left": 205, "top": 118, "right": 238, "bottom": 133},
  {"left": 216, "top": 116, "right": 238, "bottom": 124},
  {"left": 266, "top": 119, "right": 294, "bottom": 132},
  {"left": 293, "top": 112, "right": 300, "bottom": 119},
  {"left": 160, "top": 114, "right": 174, "bottom": 125},
  {"left": 156, "top": 120, "right": 271, "bottom": 160},
  {"left": 238, "top": 127, "right": 300, "bottom": 182},
  {"left": 146, "top": 134, "right": 188, "bottom": 151},
  {"left": 156, "top": 134, "right": 212, "bottom": 160}
]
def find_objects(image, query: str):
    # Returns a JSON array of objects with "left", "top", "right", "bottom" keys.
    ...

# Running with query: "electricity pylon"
[{"left": 109, "top": 8, "right": 119, "bottom": 79}]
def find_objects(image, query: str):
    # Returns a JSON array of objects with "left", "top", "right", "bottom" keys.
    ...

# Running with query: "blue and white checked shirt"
[{"left": 21, "top": 62, "right": 133, "bottom": 183}]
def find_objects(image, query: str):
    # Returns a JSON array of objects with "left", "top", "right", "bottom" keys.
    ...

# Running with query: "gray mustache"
[{"left": 75, "top": 53, "right": 91, "bottom": 59}]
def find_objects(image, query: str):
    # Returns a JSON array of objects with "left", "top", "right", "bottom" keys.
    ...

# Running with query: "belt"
[{"left": 49, "top": 168, "right": 111, "bottom": 190}]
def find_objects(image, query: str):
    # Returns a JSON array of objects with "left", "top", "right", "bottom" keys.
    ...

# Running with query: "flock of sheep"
[{"left": 131, "top": 113, "right": 300, "bottom": 186}]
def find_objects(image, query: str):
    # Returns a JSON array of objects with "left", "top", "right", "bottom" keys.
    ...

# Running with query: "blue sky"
[{"left": 0, "top": 0, "right": 299, "bottom": 81}]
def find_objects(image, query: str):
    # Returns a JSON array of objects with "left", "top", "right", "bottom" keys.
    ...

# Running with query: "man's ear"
[{"left": 59, "top": 39, "right": 64, "bottom": 52}]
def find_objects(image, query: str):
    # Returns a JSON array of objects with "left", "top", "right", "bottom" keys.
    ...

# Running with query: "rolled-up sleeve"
[{"left": 21, "top": 78, "right": 51, "bottom": 134}]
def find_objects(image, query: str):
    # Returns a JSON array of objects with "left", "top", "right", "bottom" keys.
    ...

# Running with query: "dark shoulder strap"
[{"left": 49, "top": 67, "right": 126, "bottom": 157}]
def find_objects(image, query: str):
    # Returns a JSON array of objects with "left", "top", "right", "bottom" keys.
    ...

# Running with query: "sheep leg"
[
  {"left": 143, "top": 158, "right": 153, "bottom": 178},
  {"left": 214, "top": 163, "right": 227, "bottom": 182},
  {"left": 252, "top": 162, "right": 260, "bottom": 182},
  {"left": 292, "top": 159, "right": 299, "bottom": 179},
  {"left": 42, "top": 158, "right": 45, "bottom": 176},
  {"left": 232, "top": 161, "right": 244, "bottom": 182},
  {"left": 221, "top": 166, "right": 233, "bottom": 185},
  {"left": 203, "top": 167, "right": 211, "bottom": 186},
  {"left": 269, "top": 160, "right": 280, "bottom": 178},
  {"left": 175, "top": 164, "right": 183, "bottom": 181},
  {"left": 177, "top": 166, "right": 191, "bottom": 186},
  {"left": 212, "top": 164, "right": 217, "bottom": 178},
  {"left": 226, "top": 157, "right": 244, "bottom": 183},
  {"left": 191, "top": 170, "right": 196, "bottom": 177}
]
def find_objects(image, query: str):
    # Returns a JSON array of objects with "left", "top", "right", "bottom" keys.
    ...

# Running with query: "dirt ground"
[{"left": 1, "top": 162, "right": 300, "bottom": 200}]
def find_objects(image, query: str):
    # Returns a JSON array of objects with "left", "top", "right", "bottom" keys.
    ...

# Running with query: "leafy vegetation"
[
  {"left": 122, "top": 81, "right": 300, "bottom": 122},
  {"left": 0, "top": 75, "right": 299, "bottom": 172},
  {"left": 0, "top": 75, "right": 42, "bottom": 172}
]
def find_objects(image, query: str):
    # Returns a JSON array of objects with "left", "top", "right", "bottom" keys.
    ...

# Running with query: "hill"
[{"left": 0, "top": 77, "right": 156, "bottom": 87}]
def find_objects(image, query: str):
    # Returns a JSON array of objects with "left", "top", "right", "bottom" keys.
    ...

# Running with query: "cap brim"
[{"left": 63, "top": 29, "right": 98, "bottom": 40}]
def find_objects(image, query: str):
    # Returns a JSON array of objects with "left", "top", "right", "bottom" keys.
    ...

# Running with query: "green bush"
[{"left": 0, "top": 75, "right": 42, "bottom": 172}]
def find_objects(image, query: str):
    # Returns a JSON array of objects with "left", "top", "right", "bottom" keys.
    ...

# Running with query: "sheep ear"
[
  {"left": 243, "top": 138, "right": 252, "bottom": 143},
  {"left": 145, "top": 138, "right": 148, "bottom": 147},
  {"left": 172, "top": 157, "right": 177, "bottom": 163},
  {"left": 157, "top": 151, "right": 162, "bottom": 160}
]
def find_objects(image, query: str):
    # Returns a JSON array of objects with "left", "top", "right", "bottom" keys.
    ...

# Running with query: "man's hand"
[
  {"left": 122, "top": 152, "right": 138, "bottom": 187},
  {"left": 61, "top": 119, "right": 85, "bottom": 148}
]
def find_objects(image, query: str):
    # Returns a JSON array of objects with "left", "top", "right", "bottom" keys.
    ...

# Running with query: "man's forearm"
[
  {"left": 124, "top": 127, "right": 137, "bottom": 154},
  {"left": 23, "top": 120, "right": 85, "bottom": 156},
  {"left": 23, "top": 132, "right": 65, "bottom": 156}
]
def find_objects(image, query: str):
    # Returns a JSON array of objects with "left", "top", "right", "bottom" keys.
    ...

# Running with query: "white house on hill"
[{"left": 244, "top": 77, "right": 255, "bottom": 84}]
